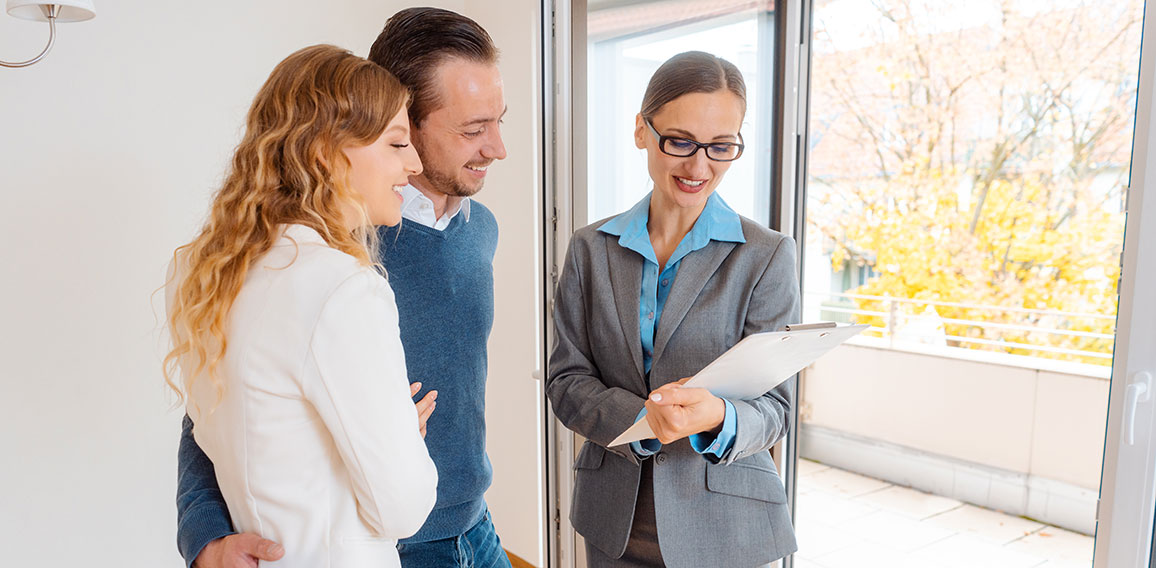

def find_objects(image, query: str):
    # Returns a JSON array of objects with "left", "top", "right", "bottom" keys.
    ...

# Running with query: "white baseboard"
[{"left": 799, "top": 424, "right": 1097, "bottom": 535}]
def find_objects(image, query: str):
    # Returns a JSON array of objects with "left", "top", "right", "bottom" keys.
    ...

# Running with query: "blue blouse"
[{"left": 598, "top": 191, "right": 745, "bottom": 459}]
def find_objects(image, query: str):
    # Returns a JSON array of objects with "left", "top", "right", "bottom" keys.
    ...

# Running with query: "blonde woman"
[{"left": 164, "top": 45, "right": 436, "bottom": 568}]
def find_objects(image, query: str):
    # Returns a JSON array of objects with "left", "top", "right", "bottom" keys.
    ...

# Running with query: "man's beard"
[{"left": 422, "top": 163, "right": 482, "bottom": 198}]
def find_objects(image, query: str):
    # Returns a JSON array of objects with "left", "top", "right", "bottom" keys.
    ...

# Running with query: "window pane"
[
  {"left": 797, "top": 0, "right": 1142, "bottom": 565},
  {"left": 586, "top": 1, "right": 774, "bottom": 225}
]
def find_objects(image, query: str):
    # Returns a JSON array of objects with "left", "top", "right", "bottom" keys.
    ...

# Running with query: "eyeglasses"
[{"left": 645, "top": 119, "right": 745, "bottom": 162}]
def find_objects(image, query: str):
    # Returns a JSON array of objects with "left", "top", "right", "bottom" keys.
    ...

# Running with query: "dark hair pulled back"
[{"left": 640, "top": 51, "right": 746, "bottom": 120}]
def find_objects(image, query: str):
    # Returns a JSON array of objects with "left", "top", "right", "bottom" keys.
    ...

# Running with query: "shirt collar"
[
  {"left": 598, "top": 191, "right": 655, "bottom": 262},
  {"left": 694, "top": 191, "right": 746, "bottom": 244},
  {"left": 598, "top": 191, "right": 746, "bottom": 262},
  {"left": 400, "top": 184, "right": 472, "bottom": 227}
]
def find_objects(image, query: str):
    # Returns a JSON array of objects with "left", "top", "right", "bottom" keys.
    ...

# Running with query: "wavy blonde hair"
[{"left": 164, "top": 44, "right": 408, "bottom": 404}]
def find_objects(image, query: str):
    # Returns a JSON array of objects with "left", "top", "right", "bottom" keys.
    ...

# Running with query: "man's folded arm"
[{"left": 176, "top": 414, "right": 235, "bottom": 568}]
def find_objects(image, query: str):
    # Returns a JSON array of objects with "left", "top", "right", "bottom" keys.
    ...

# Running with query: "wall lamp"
[{"left": 1, "top": 1, "right": 95, "bottom": 69}]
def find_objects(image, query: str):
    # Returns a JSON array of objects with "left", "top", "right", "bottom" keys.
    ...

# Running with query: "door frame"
[
  {"left": 772, "top": 3, "right": 814, "bottom": 566},
  {"left": 542, "top": 2, "right": 583, "bottom": 567},
  {"left": 1094, "top": 0, "right": 1156, "bottom": 565}
]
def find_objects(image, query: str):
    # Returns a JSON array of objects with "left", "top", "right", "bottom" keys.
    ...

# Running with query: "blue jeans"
[{"left": 397, "top": 510, "right": 513, "bottom": 568}]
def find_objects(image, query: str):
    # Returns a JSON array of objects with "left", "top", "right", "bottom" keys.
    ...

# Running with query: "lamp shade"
[{"left": 7, "top": 0, "right": 95, "bottom": 23}]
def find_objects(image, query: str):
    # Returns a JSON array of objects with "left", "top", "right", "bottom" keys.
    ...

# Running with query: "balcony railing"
[{"left": 805, "top": 290, "right": 1116, "bottom": 363}]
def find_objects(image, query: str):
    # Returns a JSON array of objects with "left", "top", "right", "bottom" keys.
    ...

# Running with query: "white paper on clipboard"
[{"left": 610, "top": 323, "right": 869, "bottom": 446}]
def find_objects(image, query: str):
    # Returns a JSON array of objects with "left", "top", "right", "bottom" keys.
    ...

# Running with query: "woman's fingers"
[
  {"left": 415, "top": 390, "right": 437, "bottom": 438},
  {"left": 416, "top": 391, "right": 437, "bottom": 415},
  {"left": 644, "top": 400, "right": 670, "bottom": 440},
  {"left": 647, "top": 382, "right": 681, "bottom": 404},
  {"left": 418, "top": 399, "right": 437, "bottom": 421},
  {"left": 645, "top": 399, "right": 687, "bottom": 444},
  {"left": 650, "top": 385, "right": 708, "bottom": 406},
  {"left": 647, "top": 377, "right": 694, "bottom": 404},
  {"left": 646, "top": 387, "right": 724, "bottom": 442},
  {"left": 643, "top": 404, "right": 663, "bottom": 435}
]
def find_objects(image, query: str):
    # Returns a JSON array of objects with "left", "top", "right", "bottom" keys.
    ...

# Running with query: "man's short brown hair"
[{"left": 369, "top": 7, "right": 500, "bottom": 127}]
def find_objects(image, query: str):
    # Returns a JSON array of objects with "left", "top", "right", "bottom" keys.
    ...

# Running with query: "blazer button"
[{"left": 655, "top": 452, "right": 668, "bottom": 465}]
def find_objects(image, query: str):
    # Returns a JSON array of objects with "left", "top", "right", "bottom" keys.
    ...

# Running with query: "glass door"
[
  {"left": 543, "top": 0, "right": 808, "bottom": 566},
  {"left": 548, "top": 0, "right": 1156, "bottom": 566},
  {"left": 795, "top": 1, "right": 1156, "bottom": 567},
  {"left": 1095, "top": 0, "right": 1156, "bottom": 563}
]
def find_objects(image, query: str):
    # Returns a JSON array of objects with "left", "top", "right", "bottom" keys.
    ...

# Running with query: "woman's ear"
[
  {"left": 634, "top": 114, "right": 647, "bottom": 150},
  {"left": 315, "top": 145, "right": 332, "bottom": 173},
  {"left": 317, "top": 144, "right": 350, "bottom": 180}
]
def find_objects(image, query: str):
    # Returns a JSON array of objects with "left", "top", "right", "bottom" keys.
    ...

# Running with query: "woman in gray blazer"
[{"left": 547, "top": 51, "right": 800, "bottom": 568}]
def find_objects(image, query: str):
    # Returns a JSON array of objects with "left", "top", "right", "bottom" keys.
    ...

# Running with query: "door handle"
[{"left": 1124, "top": 371, "right": 1152, "bottom": 445}]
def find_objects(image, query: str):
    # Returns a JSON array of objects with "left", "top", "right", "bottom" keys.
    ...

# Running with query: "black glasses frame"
[{"left": 645, "top": 119, "right": 745, "bottom": 162}]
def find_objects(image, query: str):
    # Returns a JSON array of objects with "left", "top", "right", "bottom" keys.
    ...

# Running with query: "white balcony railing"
[{"left": 805, "top": 290, "right": 1116, "bottom": 362}]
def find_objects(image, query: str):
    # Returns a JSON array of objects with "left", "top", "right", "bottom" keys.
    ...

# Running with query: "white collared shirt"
[{"left": 400, "top": 184, "right": 472, "bottom": 231}]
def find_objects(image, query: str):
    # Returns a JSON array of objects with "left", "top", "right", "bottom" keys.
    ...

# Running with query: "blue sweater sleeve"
[{"left": 176, "top": 414, "right": 235, "bottom": 567}]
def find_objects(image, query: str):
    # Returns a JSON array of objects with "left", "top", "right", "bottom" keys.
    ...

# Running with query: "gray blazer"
[{"left": 547, "top": 216, "right": 801, "bottom": 568}]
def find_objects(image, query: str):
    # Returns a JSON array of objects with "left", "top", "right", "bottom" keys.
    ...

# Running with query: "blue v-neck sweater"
[{"left": 377, "top": 203, "right": 498, "bottom": 543}]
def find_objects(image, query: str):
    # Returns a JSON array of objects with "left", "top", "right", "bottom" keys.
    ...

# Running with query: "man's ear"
[{"left": 634, "top": 113, "right": 647, "bottom": 150}]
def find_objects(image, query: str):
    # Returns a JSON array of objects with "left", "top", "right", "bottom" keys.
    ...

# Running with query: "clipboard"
[{"left": 609, "top": 322, "right": 869, "bottom": 446}]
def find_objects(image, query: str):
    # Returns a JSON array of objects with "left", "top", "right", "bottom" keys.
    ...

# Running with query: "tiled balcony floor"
[{"left": 794, "top": 460, "right": 1094, "bottom": 568}]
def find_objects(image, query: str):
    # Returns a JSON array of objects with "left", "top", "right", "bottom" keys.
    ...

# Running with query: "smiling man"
[
  {"left": 174, "top": 8, "right": 512, "bottom": 568},
  {"left": 377, "top": 8, "right": 508, "bottom": 223}
]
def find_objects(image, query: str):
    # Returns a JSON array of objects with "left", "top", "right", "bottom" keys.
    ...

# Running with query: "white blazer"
[{"left": 170, "top": 224, "right": 437, "bottom": 568}]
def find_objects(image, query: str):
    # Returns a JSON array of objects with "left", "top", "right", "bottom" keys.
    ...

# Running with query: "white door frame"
[
  {"left": 1094, "top": 1, "right": 1156, "bottom": 565},
  {"left": 543, "top": 1, "right": 583, "bottom": 567}
]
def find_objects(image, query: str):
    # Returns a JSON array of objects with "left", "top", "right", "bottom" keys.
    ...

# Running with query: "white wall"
[
  {"left": 0, "top": 1, "right": 544, "bottom": 565},
  {"left": 461, "top": 0, "right": 546, "bottom": 564}
]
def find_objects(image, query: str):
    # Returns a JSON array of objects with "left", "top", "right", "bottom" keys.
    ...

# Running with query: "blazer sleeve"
[
  {"left": 304, "top": 270, "right": 438, "bottom": 538},
  {"left": 546, "top": 239, "right": 647, "bottom": 463},
  {"left": 721, "top": 235, "right": 802, "bottom": 465}
]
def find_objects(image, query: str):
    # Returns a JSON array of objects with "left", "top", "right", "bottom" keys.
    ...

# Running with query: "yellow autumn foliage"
[{"left": 807, "top": 0, "right": 1139, "bottom": 365}]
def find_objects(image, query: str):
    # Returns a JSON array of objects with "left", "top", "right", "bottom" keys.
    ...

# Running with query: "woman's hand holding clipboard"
[{"left": 610, "top": 322, "right": 869, "bottom": 446}]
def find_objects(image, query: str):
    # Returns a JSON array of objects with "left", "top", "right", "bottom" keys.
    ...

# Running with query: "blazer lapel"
[
  {"left": 652, "top": 241, "right": 737, "bottom": 365},
  {"left": 605, "top": 237, "right": 647, "bottom": 387}
]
